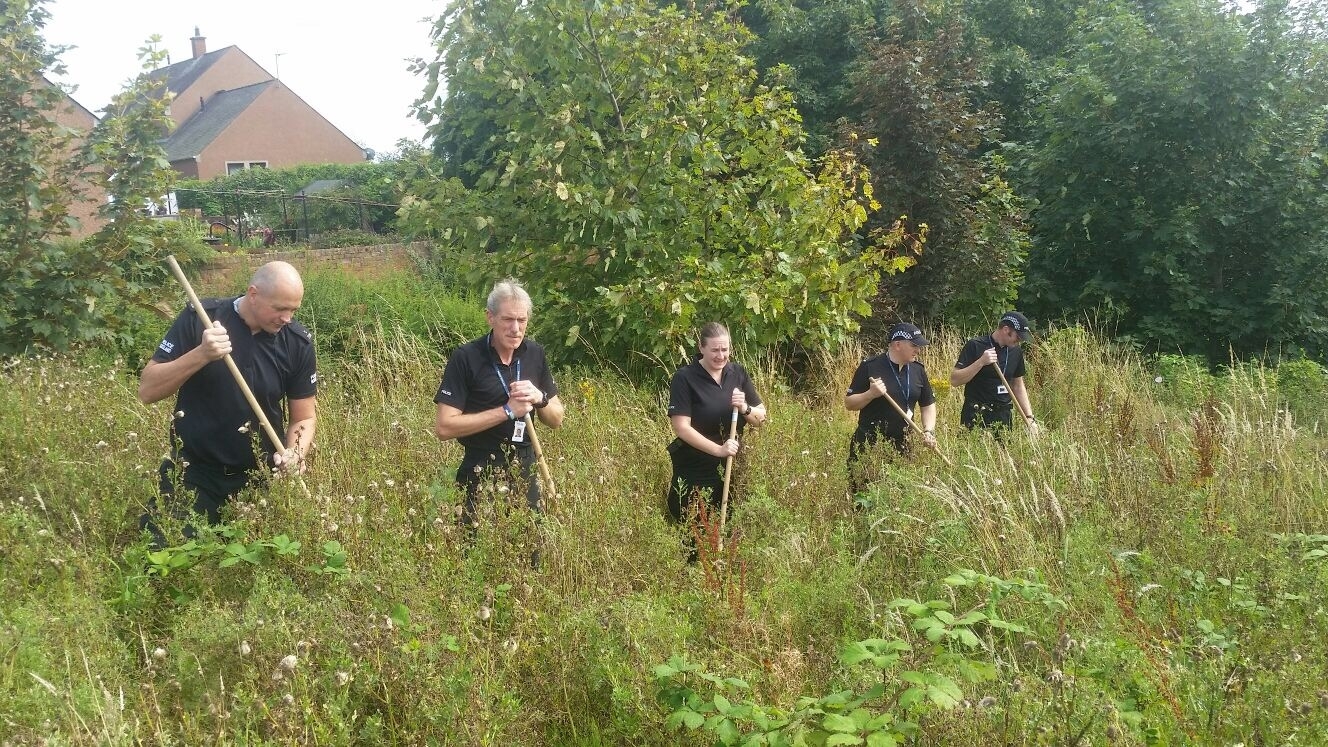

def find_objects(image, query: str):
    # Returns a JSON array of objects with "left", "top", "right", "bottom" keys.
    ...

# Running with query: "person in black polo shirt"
[
  {"left": 434, "top": 279, "right": 564, "bottom": 535},
  {"left": 666, "top": 322, "right": 767, "bottom": 537},
  {"left": 138, "top": 261, "right": 318, "bottom": 542},
  {"left": 950, "top": 311, "right": 1039, "bottom": 435},
  {"left": 844, "top": 322, "right": 938, "bottom": 494}
]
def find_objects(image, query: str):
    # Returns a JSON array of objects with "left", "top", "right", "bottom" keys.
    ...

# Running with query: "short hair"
[
  {"left": 250, "top": 261, "right": 301, "bottom": 296},
  {"left": 698, "top": 322, "right": 730, "bottom": 347},
  {"left": 486, "top": 278, "right": 532, "bottom": 315}
]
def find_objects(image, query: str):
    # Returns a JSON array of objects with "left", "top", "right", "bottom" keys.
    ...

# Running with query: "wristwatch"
[
  {"left": 535, "top": 391, "right": 550, "bottom": 409},
  {"left": 742, "top": 404, "right": 753, "bottom": 416},
  {"left": 503, "top": 404, "right": 516, "bottom": 421}
]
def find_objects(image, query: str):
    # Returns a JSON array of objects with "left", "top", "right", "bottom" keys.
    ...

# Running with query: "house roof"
[
  {"left": 149, "top": 46, "right": 236, "bottom": 95},
  {"left": 164, "top": 80, "right": 275, "bottom": 162}
]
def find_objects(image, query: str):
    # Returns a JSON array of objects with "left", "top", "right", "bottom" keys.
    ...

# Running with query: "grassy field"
[{"left": 2, "top": 275, "right": 1328, "bottom": 744}]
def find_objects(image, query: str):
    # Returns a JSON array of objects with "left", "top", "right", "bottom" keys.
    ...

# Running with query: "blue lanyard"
[
  {"left": 488, "top": 333, "right": 521, "bottom": 395},
  {"left": 996, "top": 340, "right": 1008, "bottom": 378},
  {"left": 888, "top": 360, "right": 911, "bottom": 404}
]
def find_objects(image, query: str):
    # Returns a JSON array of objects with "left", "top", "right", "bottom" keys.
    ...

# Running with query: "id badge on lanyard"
[{"left": 493, "top": 350, "right": 525, "bottom": 442}]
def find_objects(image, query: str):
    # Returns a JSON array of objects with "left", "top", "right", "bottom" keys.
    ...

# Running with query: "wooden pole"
[
  {"left": 991, "top": 362, "right": 1034, "bottom": 429},
  {"left": 524, "top": 414, "right": 557, "bottom": 511},
  {"left": 717, "top": 406, "right": 740, "bottom": 550},
  {"left": 870, "top": 376, "right": 952, "bottom": 466}
]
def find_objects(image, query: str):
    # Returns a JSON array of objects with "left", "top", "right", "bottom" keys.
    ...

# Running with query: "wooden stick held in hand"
[
  {"left": 717, "top": 405, "right": 740, "bottom": 551},
  {"left": 870, "top": 376, "right": 952, "bottom": 467},
  {"left": 990, "top": 362, "right": 1034, "bottom": 430},
  {"left": 524, "top": 413, "right": 557, "bottom": 511}
]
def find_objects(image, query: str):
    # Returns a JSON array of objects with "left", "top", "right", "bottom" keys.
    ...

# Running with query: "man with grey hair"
[
  {"left": 139, "top": 261, "right": 317, "bottom": 543},
  {"left": 434, "top": 278, "right": 564, "bottom": 546}
]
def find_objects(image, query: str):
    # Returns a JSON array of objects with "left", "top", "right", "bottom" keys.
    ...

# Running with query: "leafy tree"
[
  {"left": 848, "top": 0, "right": 1029, "bottom": 327},
  {"left": 0, "top": 16, "right": 205, "bottom": 354},
  {"left": 1013, "top": 0, "right": 1328, "bottom": 360},
  {"left": 0, "top": 0, "right": 85, "bottom": 351},
  {"left": 407, "top": 0, "right": 912, "bottom": 367},
  {"left": 742, "top": 0, "right": 888, "bottom": 158},
  {"left": 956, "top": 0, "right": 1085, "bottom": 143}
]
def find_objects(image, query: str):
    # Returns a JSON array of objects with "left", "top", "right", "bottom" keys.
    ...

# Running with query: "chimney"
[{"left": 190, "top": 27, "right": 206, "bottom": 59}]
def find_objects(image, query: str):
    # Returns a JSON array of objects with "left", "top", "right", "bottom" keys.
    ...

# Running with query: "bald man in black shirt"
[{"left": 139, "top": 261, "right": 317, "bottom": 542}]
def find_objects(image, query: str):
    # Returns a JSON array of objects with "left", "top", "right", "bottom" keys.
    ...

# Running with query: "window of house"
[{"left": 226, "top": 161, "right": 270, "bottom": 174}]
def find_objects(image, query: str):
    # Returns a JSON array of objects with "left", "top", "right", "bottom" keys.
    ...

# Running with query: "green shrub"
[
  {"left": 1151, "top": 354, "right": 1217, "bottom": 409},
  {"left": 1274, "top": 358, "right": 1328, "bottom": 428},
  {"left": 297, "top": 268, "right": 487, "bottom": 361},
  {"left": 309, "top": 229, "right": 394, "bottom": 250}
]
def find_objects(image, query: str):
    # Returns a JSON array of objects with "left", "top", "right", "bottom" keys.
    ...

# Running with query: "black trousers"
[
  {"left": 666, "top": 440, "right": 730, "bottom": 524},
  {"left": 846, "top": 426, "right": 906, "bottom": 495},
  {"left": 140, "top": 456, "right": 256, "bottom": 547},
  {"left": 455, "top": 444, "right": 541, "bottom": 530},
  {"left": 961, "top": 401, "right": 1013, "bottom": 431}
]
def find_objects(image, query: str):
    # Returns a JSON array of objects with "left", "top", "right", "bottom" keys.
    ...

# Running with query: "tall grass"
[{"left": 2, "top": 306, "right": 1328, "bottom": 743}]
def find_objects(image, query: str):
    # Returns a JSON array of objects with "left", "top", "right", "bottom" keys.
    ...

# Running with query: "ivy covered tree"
[
  {"left": 1013, "top": 0, "right": 1328, "bottom": 360},
  {"left": 407, "top": 0, "right": 912, "bottom": 367}
]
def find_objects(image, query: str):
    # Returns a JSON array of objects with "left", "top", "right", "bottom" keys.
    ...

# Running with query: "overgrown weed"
[{"left": 2, "top": 311, "right": 1327, "bottom": 743}]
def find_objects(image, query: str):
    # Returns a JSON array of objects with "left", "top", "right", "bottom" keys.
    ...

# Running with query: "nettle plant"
[
  {"left": 655, "top": 570, "right": 1064, "bottom": 746},
  {"left": 116, "top": 525, "right": 349, "bottom": 607}
]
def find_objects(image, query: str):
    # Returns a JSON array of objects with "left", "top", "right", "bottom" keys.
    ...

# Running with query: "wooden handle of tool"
[
  {"left": 524, "top": 413, "right": 557, "bottom": 505},
  {"left": 990, "top": 362, "right": 1033, "bottom": 424},
  {"left": 717, "top": 406, "right": 740, "bottom": 550},
  {"left": 870, "top": 376, "right": 951, "bottom": 466}
]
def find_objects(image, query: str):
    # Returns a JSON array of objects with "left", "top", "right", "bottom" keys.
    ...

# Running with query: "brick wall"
[{"left": 196, "top": 241, "right": 428, "bottom": 293}]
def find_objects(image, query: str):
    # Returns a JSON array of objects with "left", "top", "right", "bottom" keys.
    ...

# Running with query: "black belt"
[{"left": 966, "top": 401, "right": 1012, "bottom": 413}]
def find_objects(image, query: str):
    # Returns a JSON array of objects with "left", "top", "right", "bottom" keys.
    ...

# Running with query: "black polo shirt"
[
  {"left": 846, "top": 355, "right": 936, "bottom": 440},
  {"left": 667, "top": 360, "right": 762, "bottom": 444},
  {"left": 434, "top": 333, "right": 559, "bottom": 453},
  {"left": 153, "top": 298, "right": 318, "bottom": 470},
  {"left": 955, "top": 334, "right": 1026, "bottom": 406}
]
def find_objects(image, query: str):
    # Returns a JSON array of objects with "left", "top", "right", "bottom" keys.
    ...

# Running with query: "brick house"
[
  {"left": 42, "top": 76, "right": 107, "bottom": 239},
  {"left": 154, "top": 29, "right": 368, "bottom": 180}
]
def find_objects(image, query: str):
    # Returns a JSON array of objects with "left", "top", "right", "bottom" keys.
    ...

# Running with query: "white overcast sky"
[{"left": 43, "top": 0, "right": 442, "bottom": 156}]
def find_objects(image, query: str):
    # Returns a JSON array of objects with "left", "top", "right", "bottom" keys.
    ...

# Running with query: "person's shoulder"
[
  {"left": 444, "top": 335, "right": 488, "bottom": 368},
  {"left": 191, "top": 297, "right": 231, "bottom": 319},
  {"left": 281, "top": 320, "right": 315, "bottom": 347}
]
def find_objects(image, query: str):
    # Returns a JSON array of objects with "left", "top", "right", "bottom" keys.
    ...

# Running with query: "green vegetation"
[
  {"left": 408, "top": 0, "right": 916, "bottom": 367},
  {"left": 1, "top": 2, "right": 207, "bottom": 355},
  {"left": 3, "top": 275, "right": 1327, "bottom": 742},
  {"left": 174, "top": 143, "right": 438, "bottom": 241}
]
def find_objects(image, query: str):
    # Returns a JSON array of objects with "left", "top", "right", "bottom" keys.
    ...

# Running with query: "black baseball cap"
[
  {"left": 999, "top": 311, "right": 1032, "bottom": 341},
  {"left": 888, "top": 322, "right": 929, "bottom": 346}
]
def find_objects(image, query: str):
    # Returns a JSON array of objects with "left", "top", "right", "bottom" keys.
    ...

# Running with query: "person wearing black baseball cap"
[
  {"left": 950, "top": 311, "right": 1038, "bottom": 434},
  {"left": 844, "top": 322, "right": 938, "bottom": 494}
]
